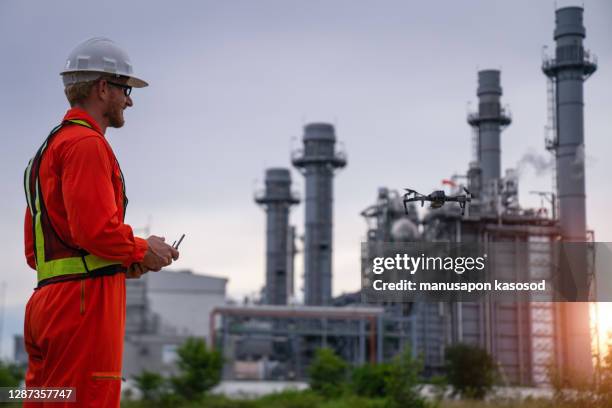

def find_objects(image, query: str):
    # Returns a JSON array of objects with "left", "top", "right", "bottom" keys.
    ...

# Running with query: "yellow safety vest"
[{"left": 24, "top": 120, "right": 125, "bottom": 286}]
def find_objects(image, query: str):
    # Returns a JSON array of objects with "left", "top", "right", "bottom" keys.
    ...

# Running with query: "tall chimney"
[
  {"left": 255, "top": 168, "right": 299, "bottom": 305},
  {"left": 467, "top": 70, "right": 512, "bottom": 199},
  {"left": 292, "top": 123, "right": 346, "bottom": 305},
  {"left": 542, "top": 6, "right": 597, "bottom": 379},
  {"left": 543, "top": 6, "right": 596, "bottom": 241}
]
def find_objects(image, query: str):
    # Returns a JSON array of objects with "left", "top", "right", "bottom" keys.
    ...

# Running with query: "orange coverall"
[{"left": 23, "top": 108, "right": 148, "bottom": 407}]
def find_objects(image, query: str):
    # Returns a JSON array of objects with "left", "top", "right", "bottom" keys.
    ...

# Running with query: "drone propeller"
[
  {"left": 403, "top": 189, "right": 425, "bottom": 213},
  {"left": 456, "top": 188, "right": 472, "bottom": 215}
]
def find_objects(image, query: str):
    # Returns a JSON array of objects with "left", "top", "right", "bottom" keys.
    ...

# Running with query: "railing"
[
  {"left": 467, "top": 105, "right": 512, "bottom": 125},
  {"left": 542, "top": 47, "right": 597, "bottom": 76},
  {"left": 291, "top": 147, "right": 347, "bottom": 166},
  {"left": 254, "top": 188, "right": 300, "bottom": 203}
]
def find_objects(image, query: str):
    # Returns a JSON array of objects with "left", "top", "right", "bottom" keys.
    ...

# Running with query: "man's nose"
[{"left": 126, "top": 95, "right": 133, "bottom": 107}]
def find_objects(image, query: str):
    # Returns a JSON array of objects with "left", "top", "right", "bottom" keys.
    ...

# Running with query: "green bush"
[
  {"left": 596, "top": 340, "right": 612, "bottom": 404},
  {"left": 0, "top": 361, "right": 23, "bottom": 387},
  {"left": 444, "top": 344, "right": 497, "bottom": 400},
  {"left": 133, "top": 370, "right": 168, "bottom": 402},
  {"left": 308, "top": 348, "right": 349, "bottom": 398},
  {"left": 351, "top": 363, "right": 392, "bottom": 397},
  {"left": 170, "top": 337, "right": 223, "bottom": 401},
  {"left": 546, "top": 339, "right": 612, "bottom": 406},
  {"left": 385, "top": 347, "right": 427, "bottom": 408}
]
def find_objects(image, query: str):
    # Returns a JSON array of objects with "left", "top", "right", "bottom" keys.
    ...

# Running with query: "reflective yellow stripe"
[
  {"left": 67, "top": 119, "right": 92, "bottom": 128},
  {"left": 32, "top": 178, "right": 84, "bottom": 280},
  {"left": 33, "top": 181, "right": 120, "bottom": 281}
]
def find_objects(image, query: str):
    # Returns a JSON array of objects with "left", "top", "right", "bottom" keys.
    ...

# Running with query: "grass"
[{"left": 120, "top": 390, "right": 571, "bottom": 408}]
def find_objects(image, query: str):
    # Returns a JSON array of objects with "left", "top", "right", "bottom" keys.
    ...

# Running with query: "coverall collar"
[{"left": 63, "top": 107, "right": 104, "bottom": 135}]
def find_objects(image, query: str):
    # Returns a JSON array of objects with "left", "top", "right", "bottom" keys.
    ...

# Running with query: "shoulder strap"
[{"left": 24, "top": 121, "right": 96, "bottom": 262}]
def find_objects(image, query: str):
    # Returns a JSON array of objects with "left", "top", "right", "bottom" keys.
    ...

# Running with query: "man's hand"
[{"left": 142, "top": 235, "right": 180, "bottom": 272}]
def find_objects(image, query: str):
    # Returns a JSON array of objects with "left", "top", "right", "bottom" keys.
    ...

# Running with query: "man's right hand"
[{"left": 142, "top": 235, "right": 180, "bottom": 271}]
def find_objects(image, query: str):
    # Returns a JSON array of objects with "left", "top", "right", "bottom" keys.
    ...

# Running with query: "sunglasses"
[{"left": 106, "top": 81, "right": 132, "bottom": 96}]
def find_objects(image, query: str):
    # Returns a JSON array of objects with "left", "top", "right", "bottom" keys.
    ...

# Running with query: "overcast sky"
[{"left": 0, "top": 0, "right": 610, "bottom": 357}]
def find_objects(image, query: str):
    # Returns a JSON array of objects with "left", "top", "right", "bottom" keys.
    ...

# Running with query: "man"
[{"left": 23, "top": 38, "right": 178, "bottom": 407}]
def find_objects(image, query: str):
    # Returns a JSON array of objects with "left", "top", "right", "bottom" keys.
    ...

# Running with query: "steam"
[
  {"left": 515, "top": 145, "right": 596, "bottom": 180},
  {"left": 516, "top": 149, "right": 554, "bottom": 177}
]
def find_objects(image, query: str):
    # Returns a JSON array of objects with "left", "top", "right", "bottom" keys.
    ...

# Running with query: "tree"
[
  {"left": 444, "top": 343, "right": 497, "bottom": 400},
  {"left": 170, "top": 337, "right": 223, "bottom": 401},
  {"left": 384, "top": 347, "right": 426, "bottom": 408},
  {"left": 351, "top": 363, "right": 392, "bottom": 398},
  {"left": 598, "top": 340, "right": 612, "bottom": 402},
  {"left": 0, "top": 361, "right": 24, "bottom": 387},
  {"left": 133, "top": 370, "right": 167, "bottom": 402},
  {"left": 308, "top": 348, "right": 348, "bottom": 397}
]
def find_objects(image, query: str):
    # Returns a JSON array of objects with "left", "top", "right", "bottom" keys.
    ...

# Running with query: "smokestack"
[
  {"left": 292, "top": 123, "right": 346, "bottom": 305},
  {"left": 542, "top": 6, "right": 597, "bottom": 379},
  {"left": 543, "top": 6, "right": 596, "bottom": 241},
  {"left": 467, "top": 70, "right": 512, "bottom": 199},
  {"left": 255, "top": 168, "right": 299, "bottom": 305}
]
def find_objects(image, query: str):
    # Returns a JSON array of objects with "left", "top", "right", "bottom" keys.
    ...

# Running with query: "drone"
[{"left": 403, "top": 187, "right": 472, "bottom": 216}]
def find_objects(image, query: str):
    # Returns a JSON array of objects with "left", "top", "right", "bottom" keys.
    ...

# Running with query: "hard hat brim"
[
  {"left": 60, "top": 69, "right": 149, "bottom": 88},
  {"left": 126, "top": 76, "right": 148, "bottom": 88}
]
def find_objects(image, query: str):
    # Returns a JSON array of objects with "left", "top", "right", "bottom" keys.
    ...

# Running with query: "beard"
[{"left": 105, "top": 97, "right": 125, "bottom": 128}]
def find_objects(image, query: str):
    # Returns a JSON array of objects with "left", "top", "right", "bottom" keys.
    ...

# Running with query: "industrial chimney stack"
[
  {"left": 292, "top": 123, "right": 346, "bottom": 305},
  {"left": 542, "top": 6, "right": 597, "bottom": 379},
  {"left": 543, "top": 6, "right": 596, "bottom": 241},
  {"left": 255, "top": 168, "right": 300, "bottom": 305},
  {"left": 467, "top": 70, "right": 512, "bottom": 203}
]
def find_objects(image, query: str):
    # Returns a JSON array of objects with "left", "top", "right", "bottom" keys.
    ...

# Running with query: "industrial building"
[
  {"left": 123, "top": 270, "right": 227, "bottom": 378},
  {"left": 211, "top": 5, "right": 598, "bottom": 386}
]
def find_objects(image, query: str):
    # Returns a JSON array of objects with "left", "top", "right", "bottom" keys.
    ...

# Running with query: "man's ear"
[{"left": 94, "top": 79, "right": 110, "bottom": 103}]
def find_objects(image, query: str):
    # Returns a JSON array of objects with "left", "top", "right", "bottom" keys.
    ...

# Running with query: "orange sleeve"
[
  {"left": 60, "top": 137, "right": 147, "bottom": 266},
  {"left": 24, "top": 208, "right": 36, "bottom": 270}
]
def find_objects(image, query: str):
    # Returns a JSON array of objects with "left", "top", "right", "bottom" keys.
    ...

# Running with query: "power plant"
[
  {"left": 209, "top": 4, "right": 599, "bottom": 385},
  {"left": 111, "top": 5, "right": 599, "bottom": 387}
]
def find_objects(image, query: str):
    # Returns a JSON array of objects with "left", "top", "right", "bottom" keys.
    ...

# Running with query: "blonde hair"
[{"left": 64, "top": 80, "right": 98, "bottom": 107}]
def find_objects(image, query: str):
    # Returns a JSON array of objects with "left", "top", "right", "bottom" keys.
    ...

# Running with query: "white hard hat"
[{"left": 60, "top": 37, "right": 148, "bottom": 88}]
